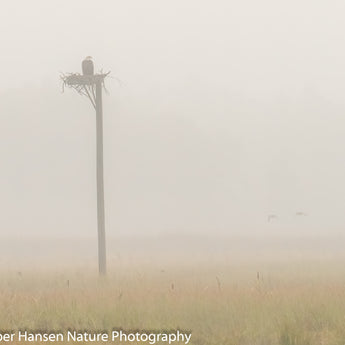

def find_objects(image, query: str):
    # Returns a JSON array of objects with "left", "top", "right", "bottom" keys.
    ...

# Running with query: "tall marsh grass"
[{"left": 1, "top": 260, "right": 345, "bottom": 344}]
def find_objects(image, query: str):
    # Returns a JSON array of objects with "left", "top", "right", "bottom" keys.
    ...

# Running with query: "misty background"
[{"left": 1, "top": 0, "right": 345, "bottom": 245}]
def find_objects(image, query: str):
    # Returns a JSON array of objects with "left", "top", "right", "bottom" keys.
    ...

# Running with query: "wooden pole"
[{"left": 95, "top": 80, "right": 106, "bottom": 275}]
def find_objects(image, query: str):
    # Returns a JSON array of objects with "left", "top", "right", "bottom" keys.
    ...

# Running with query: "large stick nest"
[{"left": 61, "top": 72, "right": 110, "bottom": 109}]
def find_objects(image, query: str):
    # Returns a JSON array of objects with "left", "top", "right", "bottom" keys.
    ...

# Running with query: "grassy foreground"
[{"left": 1, "top": 259, "right": 345, "bottom": 345}]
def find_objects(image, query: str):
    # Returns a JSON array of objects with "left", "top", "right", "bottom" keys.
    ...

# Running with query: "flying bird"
[
  {"left": 267, "top": 214, "right": 278, "bottom": 222},
  {"left": 82, "top": 56, "right": 94, "bottom": 75},
  {"left": 296, "top": 211, "right": 307, "bottom": 216}
]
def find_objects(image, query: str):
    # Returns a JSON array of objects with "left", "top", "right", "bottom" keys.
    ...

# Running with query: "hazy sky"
[{"left": 1, "top": 0, "right": 345, "bottom": 237}]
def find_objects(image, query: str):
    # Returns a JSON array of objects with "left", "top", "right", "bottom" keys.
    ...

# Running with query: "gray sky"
[{"left": 1, "top": 0, "right": 345, "bottom": 237}]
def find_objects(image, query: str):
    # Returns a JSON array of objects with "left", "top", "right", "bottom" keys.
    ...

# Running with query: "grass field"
[
  {"left": 1, "top": 236, "right": 345, "bottom": 344},
  {"left": 2, "top": 259, "right": 345, "bottom": 344}
]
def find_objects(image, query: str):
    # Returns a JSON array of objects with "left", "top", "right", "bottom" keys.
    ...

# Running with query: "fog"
[{"left": 1, "top": 0, "right": 345, "bottom": 240}]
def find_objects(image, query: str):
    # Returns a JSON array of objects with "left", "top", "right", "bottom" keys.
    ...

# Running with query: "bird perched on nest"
[{"left": 82, "top": 56, "right": 94, "bottom": 75}]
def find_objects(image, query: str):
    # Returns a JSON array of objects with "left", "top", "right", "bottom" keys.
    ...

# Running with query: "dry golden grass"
[{"left": 2, "top": 259, "right": 345, "bottom": 344}]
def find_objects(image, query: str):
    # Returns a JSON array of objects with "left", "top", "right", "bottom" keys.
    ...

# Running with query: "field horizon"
[{"left": 1, "top": 234, "right": 345, "bottom": 344}]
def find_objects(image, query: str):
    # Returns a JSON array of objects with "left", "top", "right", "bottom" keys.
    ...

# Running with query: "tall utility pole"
[
  {"left": 62, "top": 71, "right": 109, "bottom": 275},
  {"left": 95, "top": 80, "right": 106, "bottom": 275}
]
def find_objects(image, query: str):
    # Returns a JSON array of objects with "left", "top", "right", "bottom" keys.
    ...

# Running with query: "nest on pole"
[{"left": 61, "top": 72, "right": 110, "bottom": 109}]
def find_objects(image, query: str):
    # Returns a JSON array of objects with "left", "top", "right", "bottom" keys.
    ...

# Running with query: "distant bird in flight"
[
  {"left": 267, "top": 214, "right": 278, "bottom": 222},
  {"left": 296, "top": 211, "right": 307, "bottom": 216},
  {"left": 82, "top": 56, "right": 94, "bottom": 75}
]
